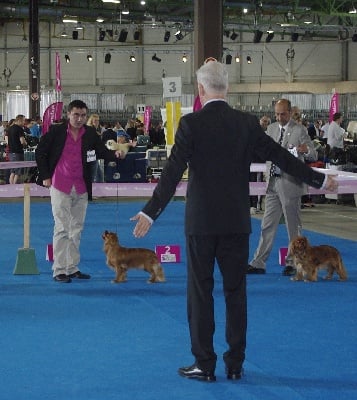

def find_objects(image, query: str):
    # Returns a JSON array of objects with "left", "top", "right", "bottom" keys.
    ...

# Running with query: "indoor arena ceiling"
[{"left": 0, "top": 1, "right": 357, "bottom": 40}]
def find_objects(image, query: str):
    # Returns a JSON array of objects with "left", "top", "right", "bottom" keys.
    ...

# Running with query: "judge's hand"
[
  {"left": 324, "top": 174, "right": 338, "bottom": 191},
  {"left": 130, "top": 213, "right": 152, "bottom": 238}
]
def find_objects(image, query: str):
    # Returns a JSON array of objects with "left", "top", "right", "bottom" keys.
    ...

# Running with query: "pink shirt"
[{"left": 52, "top": 125, "right": 87, "bottom": 194}]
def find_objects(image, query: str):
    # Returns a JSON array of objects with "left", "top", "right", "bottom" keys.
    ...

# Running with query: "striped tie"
[{"left": 270, "top": 127, "right": 285, "bottom": 177}]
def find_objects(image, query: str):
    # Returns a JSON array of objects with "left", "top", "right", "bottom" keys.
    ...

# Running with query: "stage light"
[
  {"left": 75, "top": 22, "right": 83, "bottom": 30},
  {"left": 230, "top": 31, "right": 238, "bottom": 40},
  {"left": 133, "top": 30, "right": 141, "bottom": 40},
  {"left": 130, "top": 54, "right": 136, "bottom": 62},
  {"left": 224, "top": 30, "right": 230, "bottom": 38},
  {"left": 96, "top": 15, "right": 104, "bottom": 23},
  {"left": 152, "top": 53, "right": 161, "bottom": 62},
  {"left": 118, "top": 29, "right": 128, "bottom": 42},
  {"left": 63, "top": 15, "right": 78, "bottom": 23},
  {"left": 175, "top": 30, "right": 184, "bottom": 40},
  {"left": 65, "top": 53, "right": 70, "bottom": 63},
  {"left": 99, "top": 29, "right": 106, "bottom": 41},
  {"left": 60, "top": 29, "right": 68, "bottom": 37},
  {"left": 266, "top": 32, "right": 275, "bottom": 42},
  {"left": 247, "top": 55, "right": 252, "bottom": 64},
  {"left": 352, "top": 33, "right": 357, "bottom": 42},
  {"left": 164, "top": 31, "right": 171, "bottom": 42},
  {"left": 253, "top": 30, "right": 263, "bottom": 43},
  {"left": 235, "top": 55, "right": 240, "bottom": 63},
  {"left": 72, "top": 30, "right": 78, "bottom": 40},
  {"left": 225, "top": 54, "right": 232, "bottom": 64},
  {"left": 182, "top": 53, "right": 188, "bottom": 63},
  {"left": 87, "top": 54, "right": 93, "bottom": 62},
  {"left": 291, "top": 32, "right": 299, "bottom": 42},
  {"left": 104, "top": 52, "right": 111, "bottom": 64}
]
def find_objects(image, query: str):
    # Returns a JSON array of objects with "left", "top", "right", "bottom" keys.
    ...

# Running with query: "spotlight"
[
  {"left": 133, "top": 30, "right": 141, "bottom": 41},
  {"left": 224, "top": 30, "right": 230, "bottom": 38},
  {"left": 87, "top": 54, "right": 93, "bottom": 62},
  {"left": 230, "top": 31, "right": 238, "bottom": 40},
  {"left": 75, "top": 22, "right": 83, "bottom": 30},
  {"left": 182, "top": 53, "right": 188, "bottom": 63},
  {"left": 99, "top": 29, "right": 106, "bottom": 41},
  {"left": 253, "top": 30, "right": 263, "bottom": 43},
  {"left": 225, "top": 54, "right": 232, "bottom": 64},
  {"left": 104, "top": 52, "right": 111, "bottom": 64},
  {"left": 235, "top": 55, "right": 240, "bottom": 63},
  {"left": 266, "top": 32, "right": 275, "bottom": 42},
  {"left": 152, "top": 53, "right": 161, "bottom": 62},
  {"left": 60, "top": 30, "right": 68, "bottom": 37},
  {"left": 175, "top": 30, "right": 184, "bottom": 40},
  {"left": 72, "top": 30, "right": 78, "bottom": 40},
  {"left": 129, "top": 54, "right": 136, "bottom": 62},
  {"left": 164, "top": 30, "right": 171, "bottom": 42},
  {"left": 352, "top": 33, "right": 357, "bottom": 42},
  {"left": 246, "top": 56, "right": 252, "bottom": 64},
  {"left": 65, "top": 53, "right": 70, "bottom": 63},
  {"left": 291, "top": 32, "right": 299, "bottom": 42},
  {"left": 96, "top": 15, "right": 105, "bottom": 23},
  {"left": 118, "top": 29, "right": 128, "bottom": 42}
]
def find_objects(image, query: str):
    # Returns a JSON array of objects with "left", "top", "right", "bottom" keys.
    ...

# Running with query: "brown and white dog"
[
  {"left": 289, "top": 236, "right": 347, "bottom": 282},
  {"left": 102, "top": 230, "right": 165, "bottom": 284}
]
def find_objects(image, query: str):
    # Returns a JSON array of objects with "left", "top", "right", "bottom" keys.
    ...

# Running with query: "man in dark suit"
[
  {"left": 35, "top": 100, "right": 122, "bottom": 283},
  {"left": 131, "top": 61, "right": 337, "bottom": 382}
]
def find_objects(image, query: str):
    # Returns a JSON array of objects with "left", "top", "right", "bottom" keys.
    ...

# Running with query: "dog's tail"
[{"left": 337, "top": 257, "right": 348, "bottom": 281}]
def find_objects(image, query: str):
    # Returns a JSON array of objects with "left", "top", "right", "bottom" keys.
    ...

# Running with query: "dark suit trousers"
[{"left": 186, "top": 233, "right": 248, "bottom": 372}]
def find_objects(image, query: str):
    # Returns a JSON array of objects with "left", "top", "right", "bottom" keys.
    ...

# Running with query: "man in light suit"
[
  {"left": 248, "top": 98, "right": 318, "bottom": 276},
  {"left": 131, "top": 62, "right": 337, "bottom": 382}
]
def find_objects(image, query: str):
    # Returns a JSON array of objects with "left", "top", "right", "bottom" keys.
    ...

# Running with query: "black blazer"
[
  {"left": 35, "top": 122, "right": 117, "bottom": 200},
  {"left": 142, "top": 101, "right": 325, "bottom": 235}
]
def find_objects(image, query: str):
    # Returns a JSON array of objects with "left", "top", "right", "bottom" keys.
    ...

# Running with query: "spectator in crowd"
[
  {"left": 87, "top": 113, "right": 104, "bottom": 182},
  {"left": 5, "top": 114, "right": 27, "bottom": 184},
  {"left": 327, "top": 112, "right": 347, "bottom": 149}
]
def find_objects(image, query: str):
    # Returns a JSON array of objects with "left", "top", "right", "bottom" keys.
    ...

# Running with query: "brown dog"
[
  {"left": 289, "top": 236, "right": 347, "bottom": 282},
  {"left": 102, "top": 230, "right": 165, "bottom": 283}
]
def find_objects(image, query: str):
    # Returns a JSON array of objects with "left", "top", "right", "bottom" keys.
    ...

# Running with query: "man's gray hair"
[{"left": 196, "top": 61, "right": 228, "bottom": 94}]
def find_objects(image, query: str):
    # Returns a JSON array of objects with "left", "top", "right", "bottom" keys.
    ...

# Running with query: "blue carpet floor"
[{"left": 0, "top": 199, "right": 356, "bottom": 400}]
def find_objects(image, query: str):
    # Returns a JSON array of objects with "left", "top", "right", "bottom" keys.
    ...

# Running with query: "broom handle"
[{"left": 24, "top": 183, "right": 30, "bottom": 249}]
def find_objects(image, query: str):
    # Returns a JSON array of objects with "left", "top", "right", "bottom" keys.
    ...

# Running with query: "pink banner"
[
  {"left": 144, "top": 106, "right": 152, "bottom": 133},
  {"left": 55, "top": 52, "right": 61, "bottom": 92},
  {"left": 329, "top": 92, "right": 339, "bottom": 122},
  {"left": 42, "top": 102, "right": 64, "bottom": 135}
]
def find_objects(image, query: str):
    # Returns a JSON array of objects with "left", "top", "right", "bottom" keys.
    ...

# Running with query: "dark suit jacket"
[
  {"left": 142, "top": 101, "right": 325, "bottom": 235},
  {"left": 35, "top": 122, "right": 117, "bottom": 200}
]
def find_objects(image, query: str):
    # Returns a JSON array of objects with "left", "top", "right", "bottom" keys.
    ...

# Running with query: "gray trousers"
[
  {"left": 249, "top": 177, "right": 302, "bottom": 270},
  {"left": 50, "top": 186, "right": 88, "bottom": 277}
]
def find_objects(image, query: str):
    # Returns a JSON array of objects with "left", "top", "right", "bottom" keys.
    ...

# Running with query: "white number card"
[{"left": 162, "top": 77, "right": 182, "bottom": 98}]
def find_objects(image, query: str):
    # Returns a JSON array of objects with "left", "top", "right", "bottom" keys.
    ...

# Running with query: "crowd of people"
[{"left": 0, "top": 114, "right": 166, "bottom": 184}]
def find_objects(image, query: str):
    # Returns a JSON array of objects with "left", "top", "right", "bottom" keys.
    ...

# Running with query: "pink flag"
[
  {"left": 144, "top": 106, "right": 152, "bottom": 133},
  {"left": 42, "top": 102, "right": 63, "bottom": 135},
  {"left": 55, "top": 52, "right": 62, "bottom": 92},
  {"left": 329, "top": 92, "right": 339, "bottom": 123}
]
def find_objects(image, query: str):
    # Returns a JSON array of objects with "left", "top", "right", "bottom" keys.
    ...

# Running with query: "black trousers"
[{"left": 185, "top": 233, "right": 248, "bottom": 372}]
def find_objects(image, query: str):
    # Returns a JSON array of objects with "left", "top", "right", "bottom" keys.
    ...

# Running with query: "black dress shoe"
[
  {"left": 246, "top": 265, "right": 266, "bottom": 274},
  {"left": 282, "top": 266, "right": 296, "bottom": 276},
  {"left": 68, "top": 271, "right": 91, "bottom": 279},
  {"left": 53, "top": 274, "right": 71, "bottom": 283},
  {"left": 226, "top": 368, "right": 243, "bottom": 380},
  {"left": 178, "top": 364, "right": 216, "bottom": 382}
]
